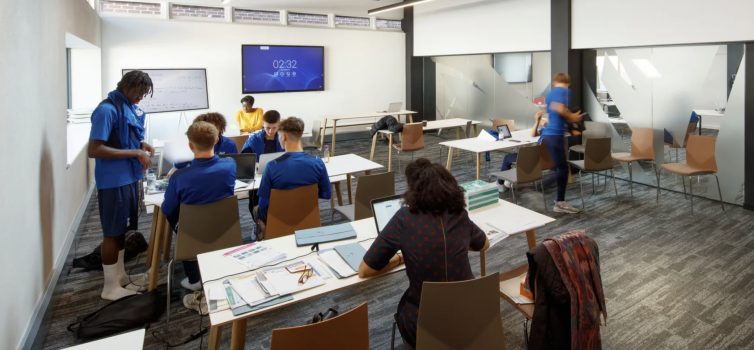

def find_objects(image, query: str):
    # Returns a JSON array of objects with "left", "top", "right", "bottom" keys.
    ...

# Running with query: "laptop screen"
[
  {"left": 497, "top": 124, "right": 512, "bottom": 139},
  {"left": 220, "top": 154, "right": 256, "bottom": 180},
  {"left": 371, "top": 196, "right": 404, "bottom": 232}
]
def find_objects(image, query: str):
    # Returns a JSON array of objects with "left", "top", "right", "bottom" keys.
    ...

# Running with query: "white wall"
[
  {"left": 71, "top": 47, "right": 103, "bottom": 110},
  {"left": 101, "top": 18, "right": 406, "bottom": 143},
  {"left": 0, "top": 0, "right": 100, "bottom": 348},
  {"left": 414, "top": 0, "right": 550, "bottom": 57},
  {"left": 572, "top": 0, "right": 754, "bottom": 49}
]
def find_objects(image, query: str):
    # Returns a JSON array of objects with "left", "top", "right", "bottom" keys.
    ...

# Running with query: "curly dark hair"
[
  {"left": 402, "top": 158, "right": 466, "bottom": 214},
  {"left": 117, "top": 70, "right": 154, "bottom": 98},
  {"left": 193, "top": 112, "right": 227, "bottom": 135},
  {"left": 240, "top": 95, "right": 255, "bottom": 106}
]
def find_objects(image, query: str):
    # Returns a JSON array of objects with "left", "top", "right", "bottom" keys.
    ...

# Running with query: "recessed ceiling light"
[{"left": 368, "top": 0, "right": 434, "bottom": 15}]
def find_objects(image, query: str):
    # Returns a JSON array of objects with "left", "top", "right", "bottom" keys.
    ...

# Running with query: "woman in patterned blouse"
[{"left": 358, "top": 158, "right": 490, "bottom": 349}]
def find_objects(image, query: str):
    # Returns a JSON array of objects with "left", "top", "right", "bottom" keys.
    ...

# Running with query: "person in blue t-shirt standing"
[
  {"left": 161, "top": 121, "right": 236, "bottom": 314},
  {"left": 167, "top": 112, "right": 238, "bottom": 177},
  {"left": 88, "top": 71, "right": 155, "bottom": 300},
  {"left": 541, "top": 73, "right": 584, "bottom": 214},
  {"left": 254, "top": 117, "right": 331, "bottom": 240}
]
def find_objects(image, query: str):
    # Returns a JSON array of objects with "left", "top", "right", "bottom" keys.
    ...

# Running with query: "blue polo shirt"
[
  {"left": 162, "top": 156, "right": 236, "bottom": 230},
  {"left": 241, "top": 131, "right": 284, "bottom": 162},
  {"left": 89, "top": 98, "right": 145, "bottom": 189},
  {"left": 173, "top": 135, "right": 238, "bottom": 170},
  {"left": 541, "top": 87, "right": 570, "bottom": 136},
  {"left": 257, "top": 152, "right": 331, "bottom": 222}
]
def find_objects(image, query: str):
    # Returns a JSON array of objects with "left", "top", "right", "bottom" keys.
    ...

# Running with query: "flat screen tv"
[{"left": 241, "top": 45, "right": 325, "bottom": 94}]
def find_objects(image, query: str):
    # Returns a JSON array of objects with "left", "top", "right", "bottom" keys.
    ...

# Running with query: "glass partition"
[{"left": 586, "top": 44, "right": 745, "bottom": 205}]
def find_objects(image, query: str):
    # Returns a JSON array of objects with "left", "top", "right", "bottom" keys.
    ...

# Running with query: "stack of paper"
[
  {"left": 223, "top": 242, "right": 287, "bottom": 270},
  {"left": 259, "top": 261, "right": 325, "bottom": 295},
  {"left": 318, "top": 250, "right": 357, "bottom": 278},
  {"left": 460, "top": 180, "right": 498, "bottom": 211}
]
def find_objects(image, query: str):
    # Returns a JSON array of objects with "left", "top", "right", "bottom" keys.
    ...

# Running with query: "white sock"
[
  {"left": 181, "top": 277, "right": 203, "bottom": 292},
  {"left": 117, "top": 249, "right": 146, "bottom": 287},
  {"left": 102, "top": 263, "right": 137, "bottom": 300}
]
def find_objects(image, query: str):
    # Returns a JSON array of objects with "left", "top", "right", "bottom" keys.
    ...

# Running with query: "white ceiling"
[{"left": 170, "top": 0, "right": 407, "bottom": 19}]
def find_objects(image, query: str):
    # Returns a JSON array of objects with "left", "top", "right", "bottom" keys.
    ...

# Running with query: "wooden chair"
[
  {"left": 333, "top": 172, "right": 395, "bottom": 222},
  {"left": 492, "top": 119, "right": 515, "bottom": 132},
  {"left": 611, "top": 127, "right": 658, "bottom": 199},
  {"left": 166, "top": 196, "right": 243, "bottom": 326},
  {"left": 488, "top": 145, "right": 547, "bottom": 212},
  {"left": 393, "top": 123, "right": 426, "bottom": 175},
  {"left": 228, "top": 135, "right": 250, "bottom": 154},
  {"left": 392, "top": 273, "right": 506, "bottom": 350},
  {"left": 659, "top": 134, "right": 724, "bottom": 214},
  {"left": 266, "top": 184, "right": 321, "bottom": 240},
  {"left": 302, "top": 120, "right": 322, "bottom": 154},
  {"left": 567, "top": 137, "right": 618, "bottom": 209},
  {"left": 270, "top": 302, "right": 370, "bottom": 350}
]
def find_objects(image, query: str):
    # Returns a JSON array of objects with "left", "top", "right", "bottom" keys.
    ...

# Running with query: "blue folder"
[
  {"left": 295, "top": 223, "right": 357, "bottom": 246},
  {"left": 334, "top": 243, "right": 368, "bottom": 272}
]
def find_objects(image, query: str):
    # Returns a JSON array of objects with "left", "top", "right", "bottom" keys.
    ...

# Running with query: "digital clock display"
[{"left": 242, "top": 45, "right": 324, "bottom": 93}]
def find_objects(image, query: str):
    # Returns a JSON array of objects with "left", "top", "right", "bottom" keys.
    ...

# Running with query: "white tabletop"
[
  {"left": 62, "top": 329, "right": 145, "bottom": 350},
  {"left": 440, "top": 129, "right": 540, "bottom": 153},
  {"left": 694, "top": 109, "right": 724, "bottom": 117},
  {"left": 143, "top": 154, "right": 381, "bottom": 207},
  {"left": 323, "top": 110, "right": 417, "bottom": 121},
  {"left": 198, "top": 199, "right": 554, "bottom": 327},
  {"left": 373, "top": 118, "right": 483, "bottom": 134}
]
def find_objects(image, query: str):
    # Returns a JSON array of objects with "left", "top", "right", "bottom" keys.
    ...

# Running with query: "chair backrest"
[
  {"left": 538, "top": 139, "right": 555, "bottom": 171},
  {"left": 464, "top": 120, "right": 473, "bottom": 138},
  {"left": 686, "top": 134, "right": 717, "bottom": 172},
  {"left": 492, "top": 119, "right": 515, "bottom": 132},
  {"left": 401, "top": 123, "right": 425, "bottom": 151},
  {"left": 270, "top": 302, "right": 370, "bottom": 350},
  {"left": 228, "top": 135, "right": 250, "bottom": 154},
  {"left": 630, "top": 127, "right": 655, "bottom": 160},
  {"left": 515, "top": 145, "right": 543, "bottom": 184},
  {"left": 310, "top": 119, "right": 322, "bottom": 148},
  {"left": 682, "top": 121, "right": 697, "bottom": 147},
  {"left": 354, "top": 172, "right": 395, "bottom": 221},
  {"left": 266, "top": 184, "right": 321, "bottom": 240},
  {"left": 583, "top": 137, "right": 613, "bottom": 172},
  {"left": 581, "top": 121, "right": 607, "bottom": 145},
  {"left": 416, "top": 273, "right": 506, "bottom": 350},
  {"left": 175, "top": 196, "right": 243, "bottom": 262}
]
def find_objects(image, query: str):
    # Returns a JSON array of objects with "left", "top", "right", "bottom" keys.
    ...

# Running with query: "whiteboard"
[{"left": 122, "top": 69, "right": 209, "bottom": 113}]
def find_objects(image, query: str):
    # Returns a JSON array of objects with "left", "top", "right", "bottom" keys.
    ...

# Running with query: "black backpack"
[
  {"left": 67, "top": 290, "right": 165, "bottom": 341},
  {"left": 72, "top": 231, "right": 148, "bottom": 271}
]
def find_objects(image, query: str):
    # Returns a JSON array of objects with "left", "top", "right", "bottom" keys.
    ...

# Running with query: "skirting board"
[{"left": 20, "top": 182, "right": 95, "bottom": 350}]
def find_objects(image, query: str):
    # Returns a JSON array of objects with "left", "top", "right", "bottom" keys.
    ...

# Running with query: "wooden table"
[
  {"left": 369, "top": 118, "right": 483, "bottom": 172},
  {"left": 321, "top": 110, "right": 417, "bottom": 155},
  {"left": 142, "top": 154, "right": 383, "bottom": 292},
  {"left": 62, "top": 329, "right": 144, "bottom": 350},
  {"left": 199, "top": 199, "right": 553, "bottom": 349},
  {"left": 441, "top": 129, "right": 541, "bottom": 180}
]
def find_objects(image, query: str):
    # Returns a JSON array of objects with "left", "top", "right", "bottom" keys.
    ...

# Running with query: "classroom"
[{"left": 3, "top": 0, "right": 754, "bottom": 349}]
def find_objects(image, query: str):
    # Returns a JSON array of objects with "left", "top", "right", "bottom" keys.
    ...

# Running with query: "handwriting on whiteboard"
[{"left": 123, "top": 69, "right": 209, "bottom": 113}]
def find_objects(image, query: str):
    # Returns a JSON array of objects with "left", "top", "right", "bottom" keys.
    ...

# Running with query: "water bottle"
[
  {"left": 146, "top": 170, "right": 156, "bottom": 192},
  {"left": 323, "top": 145, "right": 330, "bottom": 163}
]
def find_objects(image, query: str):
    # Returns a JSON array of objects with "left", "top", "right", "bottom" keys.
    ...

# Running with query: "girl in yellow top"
[{"left": 235, "top": 95, "right": 264, "bottom": 133}]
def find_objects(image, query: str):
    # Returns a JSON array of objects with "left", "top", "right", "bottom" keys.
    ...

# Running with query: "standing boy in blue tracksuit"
[
  {"left": 161, "top": 121, "right": 236, "bottom": 314},
  {"left": 168, "top": 112, "right": 238, "bottom": 176},
  {"left": 254, "top": 117, "right": 331, "bottom": 240},
  {"left": 89, "top": 71, "right": 155, "bottom": 300}
]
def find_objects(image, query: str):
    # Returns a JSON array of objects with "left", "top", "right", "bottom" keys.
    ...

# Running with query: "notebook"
[
  {"left": 334, "top": 243, "right": 368, "bottom": 272},
  {"left": 295, "top": 223, "right": 357, "bottom": 246}
]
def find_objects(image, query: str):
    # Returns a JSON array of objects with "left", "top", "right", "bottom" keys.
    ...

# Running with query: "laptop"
[
  {"left": 496, "top": 124, "right": 513, "bottom": 140},
  {"left": 379, "top": 102, "right": 403, "bottom": 113},
  {"left": 226, "top": 121, "right": 242, "bottom": 137},
  {"left": 371, "top": 195, "right": 405, "bottom": 232},
  {"left": 257, "top": 152, "right": 285, "bottom": 175},
  {"left": 219, "top": 153, "right": 256, "bottom": 181}
]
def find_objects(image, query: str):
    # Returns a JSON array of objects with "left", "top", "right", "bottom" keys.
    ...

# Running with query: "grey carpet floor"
[{"left": 41, "top": 130, "right": 754, "bottom": 350}]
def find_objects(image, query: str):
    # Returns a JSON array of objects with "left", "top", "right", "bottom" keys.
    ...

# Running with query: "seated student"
[
  {"left": 161, "top": 121, "right": 236, "bottom": 314},
  {"left": 358, "top": 158, "right": 490, "bottom": 349},
  {"left": 240, "top": 110, "right": 284, "bottom": 160},
  {"left": 254, "top": 117, "right": 331, "bottom": 240},
  {"left": 498, "top": 111, "right": 547, "bottom": 192},
  {"left": 168, "top": 112, "right": 238, "bottom": 177},
  {"left": 235, "top": 95, "right": 264, "bottom": 133}
]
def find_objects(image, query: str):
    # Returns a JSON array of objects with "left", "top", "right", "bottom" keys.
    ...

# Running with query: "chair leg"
[
  {"left": 524, "top": 318, "right": 530, "bottom": 349},
  {"left": 628, "top": 162, "right": 633, "bottom": 197},
  {"left": 591, "top": 173, "right": 595, "bottom": 195},
  {"left": 682, "top": 175, "right": 687, "bottom": 199},
  {"left": 166, "top": 258, "right": 174, "bottom": 328},
  {"left": 653, "top": 161, "right": 660, "bottom": 202},
  {"left": 391, "top": 319, "right": 397, "bottom": 350},
  {"left": 689, "top": 176, "right": 694, "bottom": 214},
  {"left": 604, "top": 170, "right": 608, "bottom": 189},
  {"left": 541, "top": 180, "right": 547, "bottom": 213},
  {"left": 511, "top": 184, "right": 517, "bottom": 204},
  {"left": 579, "top": 170, "right": 585, "bottom": 209},
  {"left": 714, "top": 174, "right": 725, "bottom": 211},
  {"left": 611, "top": 169, "right": 618, "bottom": 198}
]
